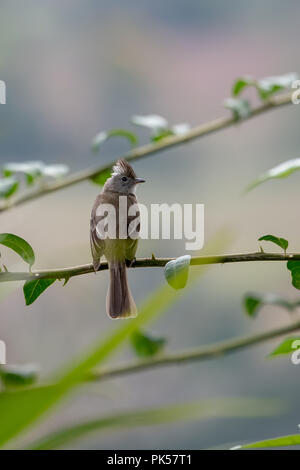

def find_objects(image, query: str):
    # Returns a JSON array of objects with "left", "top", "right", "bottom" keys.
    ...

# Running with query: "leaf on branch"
[
  {"left": 3, "top": 161, "right": 69, "bottom": 185},
  {"left": 268, "top": 337, "right": 300, "bottom": 357},
  {"left": 257, "top": 73, "right": 298, "bottom": 100},
  {"left": 131, "top": 114, "right": 169, "bottom": 134},
  {"left": 130, "top": 329, "right": 166, "bottom": 358},
  {"left": 23, "top": 278, "right": 56, "bottom": 306},
  {"left": 0, "top": 363, "right": 39, "bottom": 387},
  {"left": 151, "top": 130, "right": 174, "bottom": 142},
  {"left": 0, "top": 233, "right": 35, "bottom": 268},
  {"left": 224, "top": 98, "right": 251, "bottom": 121},
  {"left": 3, "top": 161, "right": 44, "bottom": 186},
  {"left": 232, "top": 76, "right": 255, "bottom": 96},
  {"left": 90, "top": 167, "right": 112, "bottom": 186},
  {"left": 258, "top": 234, "right": 288, "bottom": 253},
  {"left": 0, "top": 177, "right": 19, "bottom": 198},
  {"left": 244, "top": 292, "right": 300, "bottom": 318},
  {"left": 246, "top": 158, "right": 300, "bottom": 191},
  {"left": 171, "top": 123, "right": 191, "bottom": 136},
  {"left": 164, "top": 255, "right": 191, "bottom": 290},
  {"left": 91, "top": 129, "right": 138, "bottom": 153},
  {"left": 41, "top": 164, "right": 69, "bottom": 178},
  {"left": 151, "top": 123, "right": 191, "bottom": 142},
  {"left": 232, "top": 73, "right": 298, "bottom": 101},
  {"left": 287, "top": 260, "right": 300, "bottom": 290}
]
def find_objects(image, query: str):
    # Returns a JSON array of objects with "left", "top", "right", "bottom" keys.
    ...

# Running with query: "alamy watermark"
[
  {"left": 0, "top": 340, "right": 6, "bottom": 365},
  {"left": 291, "top": 80, "right": 300, "bottom": 104},
  {"left": 95, "top": 197, "right": 204, "bottom": 251},
  {"left": 290, "top": 339, "right": 300, "bottom": 365},
  {"left": 0, "top": 80, "right": 6, "bottom": 104}
]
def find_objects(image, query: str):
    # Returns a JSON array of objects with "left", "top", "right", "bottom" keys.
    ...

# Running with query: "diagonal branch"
[
  {"left": 0, "top": 91, "right": 294, "bottom": 213},
  {"left": 0, "top": 251, "right": 299, "bottom": 283},
  {"left": 89, "top": 319, "right": 300, "bottom": 382}
]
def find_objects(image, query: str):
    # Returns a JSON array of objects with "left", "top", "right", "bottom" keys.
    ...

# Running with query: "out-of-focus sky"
[{"left": 1, "top": 0, "right": 300, "bottom": 449}]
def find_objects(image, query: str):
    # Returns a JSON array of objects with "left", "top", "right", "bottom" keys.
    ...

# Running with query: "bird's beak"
[{"left": 135, "top": 178, "right": 146, "bottom": 184}]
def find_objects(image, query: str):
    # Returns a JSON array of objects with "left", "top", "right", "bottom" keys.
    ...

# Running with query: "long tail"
[{"left": 106, "top": 260, "right": 137, "bottom": 319}]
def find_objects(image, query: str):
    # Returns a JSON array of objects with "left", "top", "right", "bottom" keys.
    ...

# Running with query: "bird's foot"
[{"left": 125, "top": 258, "right": 136, "bottom": 267}]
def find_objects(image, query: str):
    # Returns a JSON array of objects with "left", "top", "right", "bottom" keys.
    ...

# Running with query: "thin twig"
[
  {"left": 0, "top": 91, "right": 294, "bottom": 213},
  {"left": 0, "top": 251, "right": 299, "bottom": 283},
  {"left": 89, "top": 319, "right": 300, "bottom": 381}
]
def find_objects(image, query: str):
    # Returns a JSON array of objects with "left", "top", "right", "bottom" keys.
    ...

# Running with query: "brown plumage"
[{"left": 90, "top": 160, "right": 145, "bottom": 319}]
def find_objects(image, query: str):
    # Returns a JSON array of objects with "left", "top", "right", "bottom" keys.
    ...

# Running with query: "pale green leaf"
[
  {"left": 244, "top": 292, "right": 300, "bottom": 317},
  {"left": 246, "top": 158, "right": 300, "bottom": 191},
  {"left": 0, "top": 177, "right": 19, "bottom": 198},
  {"left": 131, "top": 114, "right": 168, "bottom": 133},
  {"left": 92, "top": 129, "right": 138, "bottom": 153},
  {"left": 164, "top": 255, "right": 191, "bottom": 290},
  {"left": 224, "top": 98, "right": 251, "bottom": 120},
  {"left": 42, "top": 164, "right": 69, "bottom": 178}
]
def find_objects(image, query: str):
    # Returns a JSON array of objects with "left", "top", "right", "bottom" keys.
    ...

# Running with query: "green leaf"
[
  {"left": 150, "top": 123, "right": 191, "bottom": 142},
  {"left": 172, "top": 123, "right": 191, "bottom": 135},
  {"left": 0, "top": 233, "right": 35, "bottom": 268},
  {"left": 287, "top": 260, "right": 300, "bottom": 289},
  {"left": 247, "top": 158, "right": 300, "bottom": 191},
  {"left": 91, "top": 129, "right": 138, "bottom": 153},
  {"left": 257, "top": 73, "right": 298, "bottom": 100},
  {"left": 164, "top": 255, "right": 191, "bottom": 290},
  {"left": 0, "top": 364, "right": 39, "bottom": 387},
  {"left": 151, "top": 130, "right": 174, "bottom": 142},
  {"left": 131, "top": 114, "right": 168, "bottom": 134},
  {"left": 244, "top": 295, "right": 261, "bottom": 317},
  {"left": 28, "top": 398, "right": 283, "bottom": 450},
  {"left": 224, "top": 98, "right": 251, "bottom": 120},
  {"left": 258, "top": 234, "right": 288, "bottom": 252},
  {"left": 0, "top": 177, "right": 19, "bottom": 198},
  {"left": 269, "top": 337, "right": 300, "bottom": 357},
  {"left": 130, "top": 329, "right": 166, "bottom": 357},
  {"left": 235, "top": 434, "right": 300, "bottom": 449},
  {"left": 3, "top": 161, "right": 44, "bottom": 186},
  {"left": 232, "top": 76, "right": 255, "bottom": 96},
  {"left": 231, "top": 73, "right": 298, "bottom": 101},
  {"left": 244, "top": 292, "right": 300, "bottom": 318},
  {"left": 23, "top": 278, "right": 56, "bottom": 305},
  {"left": 42, "top": 164, "right": 69, "bottom": 178},
  {"left": 2, "top": 161, "right": 69, "bottom": 185},
  {"left": 90, "top": 167, "right": 112, "bottom": 186}
]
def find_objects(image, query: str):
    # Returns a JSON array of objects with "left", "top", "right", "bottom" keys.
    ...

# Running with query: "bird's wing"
[{"left": 90, "top": 194, "right": 105, "bottom": 271}]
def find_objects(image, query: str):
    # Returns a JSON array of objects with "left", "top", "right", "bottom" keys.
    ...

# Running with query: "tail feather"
[{"left": 106, "top": 260, "right": 137, "bottom": 319}]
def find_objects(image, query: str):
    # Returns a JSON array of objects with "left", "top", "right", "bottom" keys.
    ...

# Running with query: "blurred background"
[{"left": 1, "top": 0, "right": 300, "bottom": 449}]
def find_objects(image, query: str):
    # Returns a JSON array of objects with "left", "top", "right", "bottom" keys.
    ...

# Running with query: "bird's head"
[{"left": 104, "top": 159, "right": 145, "bottom": 194}]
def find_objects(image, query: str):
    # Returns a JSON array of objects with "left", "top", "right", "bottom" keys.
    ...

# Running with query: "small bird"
[{"left": 90, "top": 159, "right": 145, "bottom": 319}]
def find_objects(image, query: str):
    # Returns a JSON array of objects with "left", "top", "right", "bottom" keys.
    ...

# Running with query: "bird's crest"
[{"left": 112, "top": 159, "right": 136, "bottom": 179}]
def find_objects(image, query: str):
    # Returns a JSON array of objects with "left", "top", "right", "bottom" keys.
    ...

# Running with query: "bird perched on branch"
[{"left": 90, "top": 159, "right": 145, "bottom": 319}]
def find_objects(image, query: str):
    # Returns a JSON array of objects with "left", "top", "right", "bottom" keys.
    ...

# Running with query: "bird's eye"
[{"left": 121, "top": 176, "right": 127, "bottom": 182}]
